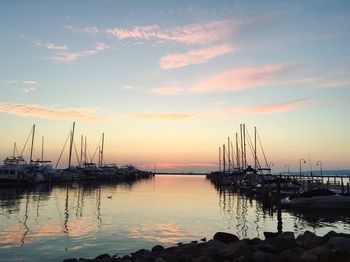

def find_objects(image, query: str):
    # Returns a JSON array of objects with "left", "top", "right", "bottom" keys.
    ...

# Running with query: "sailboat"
[
  {"left": 52, "top": 122, "right": 80, "bottom": 182},
  {"left": 26, "top": 125, "right": 54, "bottom": 183}
]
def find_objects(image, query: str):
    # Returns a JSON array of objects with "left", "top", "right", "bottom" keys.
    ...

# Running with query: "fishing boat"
[
  {"left": 0, "top": 156, "right": 27, "bottom": 185},
  {"left": 281, "top": 189, "right": 350, "bottom": 210}
]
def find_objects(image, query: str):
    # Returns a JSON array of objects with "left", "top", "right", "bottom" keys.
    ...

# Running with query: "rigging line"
[
  {"left": 73, "top": 140, "right": 80, "bottom": 166},
  {"left": 19, "top": 127, "right": 33, "bottom": 157},
  {"left": 91, "top": 136, "right": 103, "bottom": 162},
  {"left": 230, "top": 140, "right": 235, "bottom": 168},
  {"left": 55, "top": 131, "right": 70, "bottom": 169},
  {"left": 257, "top": 130, "right": 269, "bottom": 169},
  {"left": 246, "top": 129, "right": 262, "bottom": 170}
]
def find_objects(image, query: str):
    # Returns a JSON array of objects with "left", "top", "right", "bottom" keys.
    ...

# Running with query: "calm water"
[{"left": 0, "top": 175, "right": 350, "bottom": 261}]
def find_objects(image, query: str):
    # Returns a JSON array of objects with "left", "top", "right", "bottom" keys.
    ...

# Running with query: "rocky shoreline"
[{"left": 63, "top": 230, "right": 350, "bottom": 262}]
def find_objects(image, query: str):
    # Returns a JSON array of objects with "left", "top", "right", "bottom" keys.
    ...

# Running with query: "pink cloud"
[
  {"left": 160, "top": 44, "right": 234, "bottom": 69},
  {"left": 64, "top": 25, "right": 99, "bottom": 34},
  {"left": 150, "top": 86, "right": 182, "bottom": 95},
  {"left": 52, "top": 42, "right": 109, "bottom": 63},
  {"left": 322, "top": 79, "right": 350, "bottom": 87},
  {"left": 0, "top": 103, "right": 97, "bottom": 120},
  {"left": 45, "top": 43, "right": 68, "bottom": 50},
  {"left": 217, "top": 99, "right": 308, "bottom": 115},
  {"left": 107, "top": 18, "right": 257, "bottom": 45},
  {"left": 130, "top": 112, "right": 198, "bottom": 120},
  {"left": 191, "top": 64, "right": 295, "bottom": 93}
]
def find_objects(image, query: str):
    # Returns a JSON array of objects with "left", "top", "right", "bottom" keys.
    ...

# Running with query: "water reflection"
[
  {"left": 0, "top": 175, "right": 349, "bottom": 262},
  {"left": 215, "top": 184, "right": 350, "bottom": 238}
]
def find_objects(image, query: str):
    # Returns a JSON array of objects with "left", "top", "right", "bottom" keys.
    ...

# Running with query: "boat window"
[
  {"left": 10, "top": 170, "right": 15, "bottom": 174},
  {"left": 4, "top": 170, "right": 9, "bottom": 174},
  {"left": 0, "top": 170, "right": 2, "bottom": 174}
]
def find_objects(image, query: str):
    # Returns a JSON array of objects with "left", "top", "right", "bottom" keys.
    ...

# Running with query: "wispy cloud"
[
  {"left": 22, "top": 87, "right": 36, "bottom": 93},
  {"left": 64, "top": 25, "right": 99, "bottom": 34},
  {"left": 45, "top": 43, "right": 68, "bottom": 50},
  {"left": 52, "top": 42, "right": 109, "bottom": 63},
  {"left": 22, "top": 80, "right": 39, "bottom": 85},
  {"left": 282, "top": 77, "right": 322, "bottom": 85},
  {"left": 216, "top": 98, "right": 308, "bottom": 115},
  {"left": 190, "top": 64, "right": 296, "bottom": 93},
  {"left": 121, "top": 85, "right": 135, "bottom": 90},
  {"left": 3, "top": 80, "right": 18, "bottom": 84},
  {"left": 150, "top": 86, "right": 182, "bottom": 95},
  {"left": 0, "top": 103, "right": 97, "bottom": 120},
  {"left": 160, "top": 44, "right": 234, "bottom": 69},
  {"left": 130, "top": 112, "right": 198, "bottom": 120},
  {"left": 107, "top": 18, "right": 257, "bottom": 45},
  {"left": 322, "top": 79, "right": 350, "bottom": 87}
]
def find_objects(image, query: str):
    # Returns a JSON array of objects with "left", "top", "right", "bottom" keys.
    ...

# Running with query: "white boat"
[
  {"left": 0, "top": 156, "right": 28, "bottom": 185},
  {"left": 281, "top": 189, "right": 350, "bottom": 209},
  {"left": 27, "top": 160, "right": 54, "bottom": 183}
]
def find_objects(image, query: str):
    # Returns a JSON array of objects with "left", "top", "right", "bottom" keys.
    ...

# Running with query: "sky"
[{"left": 0, "top": 0, "right": 350, "bottom": 172}]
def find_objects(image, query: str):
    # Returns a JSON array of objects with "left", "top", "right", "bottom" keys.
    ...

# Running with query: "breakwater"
[{"left": 64, "top": 230, "right": 350, "bottom": 262}]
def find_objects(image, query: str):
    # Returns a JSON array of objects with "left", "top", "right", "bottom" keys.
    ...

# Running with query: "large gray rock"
[
  {"left": 328, "top": 236, "right": 350, "bottom": 251},
  {"left": 219, "top": 241, "right": 252, "bottom": 260},
  {"left": 213, "top": 232, "right": 239, "bottom": 244},
  {"left": 251, "top": 251, "right": 273, "bottom": 262},
  {"left": 300, "top": 250, "right": 318, "bottom": 262},
  {"left": 264, "top": 235, "right": 297, "bottom": 252},
  {"left": 300, "top": 232, "right": 326, "bottom": 250},
  {"left": 279, "top": 247, "right": 305, "bottom": 262},
  {"left": 151, "top": 245, "right": 164, "bottom": 253},
  {"left": 310, "top": 243, "right": 331, "bottom": 261},
  {"left": 279, "top": 232, "right": 295, "bottom": 241}
]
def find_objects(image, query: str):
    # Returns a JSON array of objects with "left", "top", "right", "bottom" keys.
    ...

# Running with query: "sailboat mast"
[
  {"left": 223, "top": 144, "right": 226, "bottom": 174},
  {"left": 84, "top": 137, "right": 87, "bottom": 164},
  {"left": 13, "top": 142, "right": 16, "bottom": 157},
  {"left": 219, "top": 146, "right": 221, "bottom": 172},
  {"left": 100, "top": 133, "right": 104, "bottom": 167},
  {"left": 236, "top": 132, "right": 239, "bottom": 170},
  {"left": 254, "top": 126, "right": 257, "bottom": 170},
  {"left": 227, "top": 137, "right": 231, "bottom": 173},
  {"left": 41, "top": 136, "right": 44, "bottom": 162},
  {"left": 68, "top": 122, "right": 75, "bottom": 168},
  {"left": 240, "top": 124, "right": 244, "bottom": 170},
  {"left": 29, "top": 124, "right": 36, "bottom": 164},
  {"left": 80, "top": 135, "right": 83, "bottom": 165},
  {"left": 243, "top": 124, "right": 246, "bottom": 169}
]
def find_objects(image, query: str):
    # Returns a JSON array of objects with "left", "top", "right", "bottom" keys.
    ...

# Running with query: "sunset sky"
[{"left": 1, "top": 1, "right": 349, "bottom": 172}]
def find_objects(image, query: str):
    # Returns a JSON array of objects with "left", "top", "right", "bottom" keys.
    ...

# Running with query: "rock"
[
  {"left": 63, "top": 259, "right": 78, "bottom": 262},
  {"left": 329, "top": 249, "right": 350, "bottom": 261},
  {"left": 178, "top": 253, "right": 193, "bottom": 262},
  {"left": 279, "top": 232, "right": 295, "bottom": 241},
  {"left": 182, "top": 243, "right": 203, "bottom": 257},
  {"left": 219, "top": 241, "right": 252, "bottom": 260},
  {"left": 232, "top": 256, "right": 249, "bottom": 262},
  {"left": 310, "top": 243, "right": 331, "bottom": 261},
  {"left": 213, "top": 232, "right": 239, "bottom": 244},
  {"left": 300, "top": 250, "right": 318, "bottom": 262},
  {"left": 191, "top": 240, "right": 198, "bottom": 244},
  {"left": 95, "top": 254, "right": 111, "bottom": 260},
  {"left": 200, "top": 237, "right": 207, "bottom": 242},
  {"left": 154, "top": 258, "right": 166, "bottom": 262},
  {"left": 328, "top": 236, "right": 350, "bottom": 251},
  {"left": 324, "top": 231, "right": 350, "bottom": 239},
  {"left": 251, "top": 251, "right": 271, "bottom": 262},
  {"left": 301, "top": 233, "right": 325, "bottom": 250},
  {"left": 131, "top": 249, "right": 154, "bottom": 262},
  {"left": 279, "top": 247, "right": 305, "bottom": 262},
  {"left": 256, "top": 243, "right": 278, "bottom": 254},
  {"left": 206, "top": 239, "right": 227, "bottom": 251},
  {"left": 151, "top": 245, "right": 164, "bottom": 253},
  {"left": 160, "top": 253, "right": 178, "bottom": 262},
  {"left": 263, "top": 232, "right": 280, "bottom": 239},
  {"left": 193, "top": 256, "right": 213, "bottom": 262},
  {"left": 247, "top": 238, "right": 263, "bottom": 246},
  {"left": 264, "top": 235, "right": 297, "bottom": 252}
]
